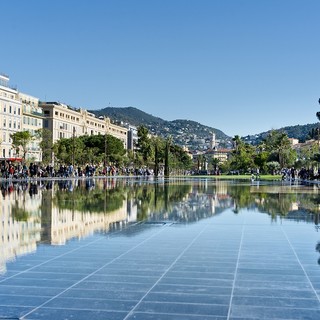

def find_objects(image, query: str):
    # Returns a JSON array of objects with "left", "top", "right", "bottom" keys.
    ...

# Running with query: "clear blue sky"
[{"left": 2, "top": 0, "right": 320, "bottom": 137}]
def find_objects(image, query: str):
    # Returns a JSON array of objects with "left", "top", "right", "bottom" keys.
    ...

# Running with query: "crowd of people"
[
  {"left": 2, "top": 160, "right": 320, "bottom": 181},
  {"left": 281, "top": 167, "right": 320, "bottom": 181},
  {"left": 0, "top": 161, "right": 159, "bottom": 180}
]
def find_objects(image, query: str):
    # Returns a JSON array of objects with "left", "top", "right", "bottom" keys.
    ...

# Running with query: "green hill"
[
  {"left": 243, "top": 123, "right": 318, "bottom": 144},
  {"left": 90, "top": 106, "right": 317, "bottom": 149},
  {"left": 89, "top": 106, "right": 232, "bottom": 150}
]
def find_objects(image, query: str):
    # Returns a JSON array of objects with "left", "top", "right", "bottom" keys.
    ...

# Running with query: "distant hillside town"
[
  {"left": 1, "top": 73, "right": 318, "bottom": 167},
  {"left": 0, "top": 73, "right": 234, "bottom": 164}
]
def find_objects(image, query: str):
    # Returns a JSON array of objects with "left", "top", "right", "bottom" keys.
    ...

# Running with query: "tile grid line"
[
  {"left": 18, "top": 224, "right": 167, "bottom": 319},
  {"left": 122, "top": 224, "right": 209, "bottom": 320},
  {"left": 226, "top": 223, "right": 245, "bottom": 320},
  {"left": 0, "top": 221, "right": 142, "bottom": 284},
  {"left": 281, "top": 226, "right": 320, "bottom": 303}
]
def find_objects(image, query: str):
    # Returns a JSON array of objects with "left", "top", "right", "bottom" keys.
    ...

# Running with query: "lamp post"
[
  {"left": 104, "top": 118, "right": 109, "bottom": 175},
  {"left": 104, "top": 132, "right": 107, "bottom": 169},
  {"left": 316, "top": 99, "right": 320, "bottom": 146},
  {"left": 72, "top": 126, "right": 76, "bottom": 167}
]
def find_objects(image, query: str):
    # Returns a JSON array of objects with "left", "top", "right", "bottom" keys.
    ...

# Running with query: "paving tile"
[
  {"left": 151, "top": 284, "right": 232, "bottom": 295},
  {"left": 135, "top": 301, "right": 229, "bottom": 317},
  {"left": 126, "top": 312, "right": 226, "bottom": 319},
  {"left": 232, "top": 296, "right": 320, "bottom": 308},
  {"left": 230, "top": 304, "right": 320, "bottom": 320},
  {"left": 60, "top": 288, "right": 145, "bottom": 300},
  {"left": 143, "top": 292, "right": 230, "bottom": 305},
  {"left": 0, "top": 306, "right": 34, "bottom": 319},
  {"left": 0, "top": 295, "right": 49, "bottom": 307},
  {"left": 22, "top": 307, "right": 128, "bottom": 320},
  {"left": 44, "top": 296, "right": 136, "bottom": 311}
]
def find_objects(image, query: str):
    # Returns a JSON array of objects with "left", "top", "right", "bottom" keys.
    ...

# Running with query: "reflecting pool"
[{"left": 1, "top": 178, "right": 320, "bottom": 319}]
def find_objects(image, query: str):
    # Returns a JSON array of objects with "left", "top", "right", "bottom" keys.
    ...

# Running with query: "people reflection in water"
[
  {"left": 316, "top": 242, "right": 320, "bottom": 265},
  {"left": 29, "top": 182, "right": 38, "bottom": 197}
]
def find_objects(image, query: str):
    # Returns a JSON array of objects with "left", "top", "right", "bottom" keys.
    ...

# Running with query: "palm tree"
[
  {"left": 232, "top": 135, "right": 242, "bottom": 153},
  {"left": 211, "top": 157, "right": 220, "bottom": 174}
]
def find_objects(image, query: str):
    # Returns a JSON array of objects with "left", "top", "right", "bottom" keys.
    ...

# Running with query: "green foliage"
[
  {"left": 11, "top": 201, "right": 29, "bottom": 221},
  {"left": 266, "top": 161, "right": 281, "bottom": 174},
  {"left": 36, "top": 129, "right": 53, "bottom": 165},
  {"left": 228, "top": 185, "right": 298, "bottom": 217},
  {"left": 128, "top": 182, "right": 191, "bottom": 221},
  {"left": 10, "top": 131, "right": 33, "bottom": 160},
  {"left": 229, "top": 136, "right": 255, "bottom": 172},
  {"left": 254, "top": 150, "right": 269, "bottom": 173},
  {"left": 136, "top": 126, "right": 192, "bottom": 173},
  {"left": 250, "top": 123, "right": 319, "bottom": 144},
  {"left": 137, "top": 126, "right": 153, "bottom": 163},
  {"left": 53, "top": 185, "right": 125, "bottom": 213},
  {"left": 264, "top": 130, "right": 296, "bottom": 168},
  {"left": 53, "top": 134, "right": 126, "bottom": 166},
  {"left": 170, "top": 144, "right": 193, "bottom": 170}
]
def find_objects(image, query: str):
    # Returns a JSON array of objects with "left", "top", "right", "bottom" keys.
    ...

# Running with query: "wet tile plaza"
[{"left": 1, "top": 178, "right": 320, "bottom": 319}]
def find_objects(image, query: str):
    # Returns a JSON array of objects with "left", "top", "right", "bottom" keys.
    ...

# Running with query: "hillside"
[
  {"left": 243, "top": 123, "right": 318, "bottom": 144},
  {"left": 89, "top": 107, "right": 232, "bottom": 151},
  {"left": 91, "top": 107, "right": 166, "bottom": 127},
  {"left": 90, "top": 106, "right": 317, "bottom": 150}
]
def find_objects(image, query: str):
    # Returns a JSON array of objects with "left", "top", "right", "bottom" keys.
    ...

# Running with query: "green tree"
[
  {"left": 35, "top": 129, "right": 53, "bottom": 165},
  {"left": 229, "top": 136, "right": 255, "bottom": 173},
  {"left": 264, "top": 131, "right": 296, "bottom": 168},
  {"left": 164, "top": 137, "right": 171, "bottom": 177},
  {"left": 211, "top": 157, "right": 220, "bottom": 173},
  {"left": 53, "top": 137, "right": 85, "bottom": 165},
  {"left": 10, "top": 131, "right": 33, "bottom": 161},
  {"left": 53, "top": 134, "right": 126, "bottom": 167},
  {"left": 137, "top": 126, "right": 153, "bottom": 164}
]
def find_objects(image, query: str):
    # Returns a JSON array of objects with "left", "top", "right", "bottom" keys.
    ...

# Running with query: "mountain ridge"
[
  {"left": 90, "top": 106, "right": 232, "bottom": 150},
  {"left": 89, "top": 106, "right": 317, "bottom": 150}
]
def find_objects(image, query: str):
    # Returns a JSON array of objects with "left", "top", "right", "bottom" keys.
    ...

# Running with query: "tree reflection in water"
[{"left": 2, "top": 178, "right": 320, "bottom": 265}]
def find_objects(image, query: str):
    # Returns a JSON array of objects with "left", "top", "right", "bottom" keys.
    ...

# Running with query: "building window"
[{"left": 44, "top": 120, "right": 48, "bottom": 128}]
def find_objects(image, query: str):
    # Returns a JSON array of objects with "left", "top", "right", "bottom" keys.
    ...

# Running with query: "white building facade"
[{"left": 0, "top": 74, "right": 22, "bottom": 160}]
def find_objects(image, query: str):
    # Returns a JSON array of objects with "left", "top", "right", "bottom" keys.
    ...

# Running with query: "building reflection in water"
[{"left": 1, "top": 178, "right": 320, "bottom": 273}]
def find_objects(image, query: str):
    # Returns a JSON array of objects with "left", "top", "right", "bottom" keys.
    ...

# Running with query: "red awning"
[{"left": 0, "top": 157, "right": 23, "bottom": 162}]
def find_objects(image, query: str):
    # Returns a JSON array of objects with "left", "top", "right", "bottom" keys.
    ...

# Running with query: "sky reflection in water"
[
  {"left": 1, "top": 178, "right": 320, "bottom": 319},
  {"left": 1, "top": 178, "right": 320, "bottom": 266}
]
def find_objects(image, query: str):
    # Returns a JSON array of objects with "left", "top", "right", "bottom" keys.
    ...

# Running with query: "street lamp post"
[
  {"left": 72, "top": 126, "right": 76, "bottom": 167},
  {"left": 104, "top": 118, "right": 109, "bottom": 175}
]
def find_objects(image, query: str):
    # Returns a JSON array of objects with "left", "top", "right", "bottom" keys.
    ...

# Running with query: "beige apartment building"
[
  {"left": 40, "top": 101, "right": 128, "bottom": 146},
  {"left": 19, "top": 92, "right": 43, "bottom": 162},
  {"left": 0, "top": 74, "right": 44, "bottom": 162},
  {"left": 0, "top": 74, "right": 22, "bottom": 160},
  {"left": 1, "top": 74, "right": 129, "bottom": 165}
]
